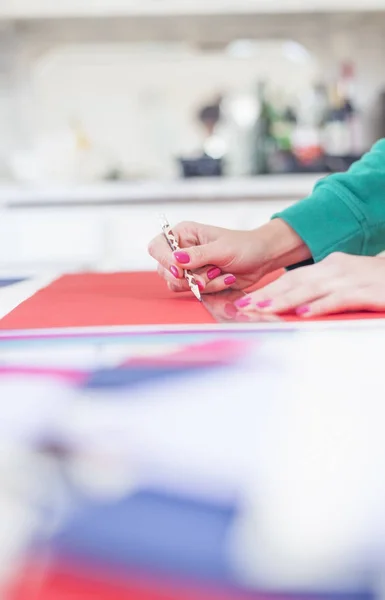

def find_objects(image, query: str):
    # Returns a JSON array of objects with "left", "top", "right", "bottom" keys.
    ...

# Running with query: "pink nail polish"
[
  {"left": 174, "top": 251, "right": 190, "bottom": 264},
  {"left": 170, "top": 266, "right": 179, "bottom": 279},
  {"left": 296, "top": 305, "right": 311, "bottom": 316},
  {"left": 256, "top": 299, "right": 272, "bottom": 309},
  {"left": 197, "top": 281, "right": 205, "bottom": 292},
  {"left": 235, "top": 296, "right": 251, "bottom": 308},
  {"left": 224, "top": 275, "right": 236, "bottom": 286},
  {"left": 207, "top": 267, "right": 221, "bottom": 280}
]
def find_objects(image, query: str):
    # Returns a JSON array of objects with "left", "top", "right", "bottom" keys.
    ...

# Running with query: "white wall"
[
  {"left": 29, "top": 42, "right": 316, "bottom": 180},
  {"left": 0, "top": 198, "right": 295, "bottom": 272},
  {"left": 1, "top": 12, "right": 385, "bottom": 181}
]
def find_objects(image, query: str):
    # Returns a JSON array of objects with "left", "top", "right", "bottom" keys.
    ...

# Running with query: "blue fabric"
[
  {"left": 82, "top": 364, "right": 214, "bottom": 390},
  {"left": 47, "top": 489, "right": 239, "bottom": 585},
  {"left": 32, "top": 487, "right": 375, "bottom": 598},
  {"left": 0, "top": 278, "right": 27, "bottom": 288}
]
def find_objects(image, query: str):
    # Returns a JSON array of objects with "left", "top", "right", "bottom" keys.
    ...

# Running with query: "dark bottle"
[{"left": 252, "top": 82, "right": 275, "bottom": 175}]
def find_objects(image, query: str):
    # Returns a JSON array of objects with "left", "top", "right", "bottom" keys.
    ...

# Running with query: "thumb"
[{"left": 173, "top": 242, "right": 224, "bottom": 270}]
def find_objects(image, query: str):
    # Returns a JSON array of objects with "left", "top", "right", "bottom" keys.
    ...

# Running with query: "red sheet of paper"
[
  {"left": 0, "top": 271, "right": 383, "bottom": 331},
  {"left": 0, "top": 272, "right": 215, "bottom": 330}
]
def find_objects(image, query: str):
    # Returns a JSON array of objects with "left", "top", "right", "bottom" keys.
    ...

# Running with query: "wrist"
[{"left": 254, "top": 218, "right": 311, "bottom": 272}]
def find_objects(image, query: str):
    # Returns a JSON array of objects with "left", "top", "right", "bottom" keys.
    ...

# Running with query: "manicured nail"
[
  {"left": 197, "top": 281, "right": 205, "bottom": 292},
  {"left": 256, "top": 299, "right": 272, "bottom": 309},
  {"left": 174, "top": 251, "right": 190, "bottom": 264},
  {"left": 224, "top": 275, "right": 236, "bottom": 286},
  {"left": 296, "top": 305, "right": 311, "bottom": 316},
  {"left": 235, "top": 296, "right": 251, "bottom": 308},
  {"left": 207, "top": 267, "right": 221, "bottom": 280},
  {"left": 170, "top": 266, "right": 180, "bottom": 279}
]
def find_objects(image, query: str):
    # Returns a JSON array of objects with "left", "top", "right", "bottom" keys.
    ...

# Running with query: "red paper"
[
  {"left": 0, "top": 272, "right": 215, "bottom": 330},
  {"left": 0, "top": 271, "right": 383, "bottom": 331}
]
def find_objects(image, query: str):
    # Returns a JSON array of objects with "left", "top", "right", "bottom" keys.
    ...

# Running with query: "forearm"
[
  {"left": 273, "top": 139, "right": 385, "bottom": 262},
  {"left": 253, "top": 218, "right": 312, "bottom": 272}
]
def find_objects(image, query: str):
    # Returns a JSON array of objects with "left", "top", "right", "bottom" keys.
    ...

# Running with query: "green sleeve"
[{"left": 273, "top": 139, "right": 385, "bottom": 262}]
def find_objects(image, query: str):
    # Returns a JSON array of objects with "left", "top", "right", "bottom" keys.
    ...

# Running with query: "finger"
[
  {"left": 238, "top": 263, "right": 330, "bottom": 312},
  {"left": 159, "top": 260, "right": 237, "bottom": 296},
  {"left": 158, "top": 265, "right": 190, "bottom": 293},
  {"left": 150, "top": 237, "right": 226, "bottom": 289},
  {"left": 204, "top": 274, "right": 237, "bottom": 294},
  {"left": 159, "top": 265, "right": 207, "bottom": 294},
  {"left": 192, "top": 265, "right": 237, "bottom": 290},
  {"left": 235, "top": 270, "right": 301, "bottom": 311},
  {"left": 181, "top": 265, "right": 223, "bottom": 290},
  {"left": 297, "top": 286, "right": 385, "bottom": 318},
  {"left": 158, "top": 263, "right": 187, "bottom": 286},
  {"left": 258, "top": 283, "right": 326, "bottom": 314},
  {"left": 172, "top": 240, "right": 228, "bottom": 271},
  {"left": 149, "top": 234, "right": 184, "bottom": 278},
  {"left": 166, "top": 267, "right": 237, "bottom": 295}
]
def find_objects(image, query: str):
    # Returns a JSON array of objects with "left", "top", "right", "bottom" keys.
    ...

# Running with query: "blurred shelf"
[
  {"left": 1, "top": 0, "right": 385, "bottom": 20},
  {"left": 0, "top": 175, "right": 322, "bottom": 209}
]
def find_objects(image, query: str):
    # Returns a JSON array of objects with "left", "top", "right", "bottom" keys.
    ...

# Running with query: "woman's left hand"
[{"left": 235, "top": 253, "right": 385, "bottom": 318}]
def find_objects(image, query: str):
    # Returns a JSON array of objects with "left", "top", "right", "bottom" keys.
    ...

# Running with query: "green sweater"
[{"left": 275, "top": 138, "right": 385, "bottom": 261}]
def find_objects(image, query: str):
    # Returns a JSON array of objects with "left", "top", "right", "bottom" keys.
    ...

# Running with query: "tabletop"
[{"left": 0, "top": 270, "right": 384, "bottom": 600}]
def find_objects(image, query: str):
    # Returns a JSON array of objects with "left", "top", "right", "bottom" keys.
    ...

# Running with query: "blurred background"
[{"left": 1, "top": 0, "right": 385, "bottom": 272}]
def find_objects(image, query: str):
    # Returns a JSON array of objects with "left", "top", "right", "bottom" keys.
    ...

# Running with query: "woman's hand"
[
  {"left": 148, "top": 219, "right": 310, "bottom": 294},
  {"left": 236, "top": 253, "right": 385, "bottom": 317}
]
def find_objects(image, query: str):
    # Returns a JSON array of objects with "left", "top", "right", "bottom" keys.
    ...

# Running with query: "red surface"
[
  {"left": 0, "top": 271, "right": 216, "bottom": 330},
  {"left": 7, "top": 561, "right": 300, "bottom": 600},
  {"left": 0, "top": 270, "right": 383, "bottom": 331}
]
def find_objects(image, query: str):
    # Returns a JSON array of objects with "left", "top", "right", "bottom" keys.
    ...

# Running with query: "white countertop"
[
  {"left": 1, "top": 0, "right": 384, "bottom": 19},
  {"left": 0, "top": 175, "right": 322, "bottom": 208}
]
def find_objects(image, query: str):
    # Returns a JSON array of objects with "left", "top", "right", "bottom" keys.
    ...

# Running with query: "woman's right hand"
[{"left": 148, "top": 218, "right": 310, "bottom": 294}]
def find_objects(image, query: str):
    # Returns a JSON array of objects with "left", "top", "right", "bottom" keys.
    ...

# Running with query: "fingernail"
[
  {"left": 207, "top": 267, "right": 221, "bottom": 280},
  {"left": 170, "top": 266, "right": 180, "bottom": 279},
  {"left": 235, "top": 296, "right": 251, "bottom": 308},
  {"left": 174, "top": 251, "right": 190, "bottom": 265},
  {"left": 224, "top": 275, "right": 236, "bottom": 286},
  {"left": 256, "top": 299, "right": 272, "bottom": 309},
  {"left": 197, "top": 281, "right": 205, "bottom": 292},
  {"left": 296, "top": 305, "right": 311, "bottom": 316}
]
